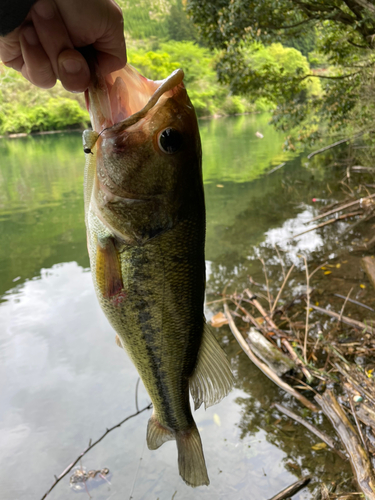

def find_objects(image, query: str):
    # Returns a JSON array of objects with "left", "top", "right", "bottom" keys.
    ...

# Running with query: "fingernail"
[
  {"left": 33, "top": 0, "right": 55, "bottom": 20},
  {"left": 61, "top": 59, "right": 83, "bottom": 74},
  {"left": 22, "top": 26, "right": 39, "bottom": 46}
]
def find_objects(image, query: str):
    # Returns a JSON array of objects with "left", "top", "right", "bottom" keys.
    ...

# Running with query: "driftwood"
[
  {"left": 315, "top": 390, "right": 375, "bottom": 500},
  {"left": 274, "top": 403, "right": 346, "bottom": 460},
  {"left": 268, "top": 476, "right": 311, "bottom": 500},
  {"left": 247, "top": 328, "right": 295, "bottom": 376},
  {"left": 310, "top": 305, "right": 375, "bottom": 334},
  {"left": 224, "top": 302, "right": 319, "bottom": 412},
  {"left": 243, "top": 288, "right": 314, "bottom": 381},
  {"left": 362, "top": 256, "right": 375, "bottom": 290}
]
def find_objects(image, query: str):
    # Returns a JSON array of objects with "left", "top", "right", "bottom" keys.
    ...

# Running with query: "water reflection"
[{"left": 0, "top": 116, "right": 356, "bottom": 499}]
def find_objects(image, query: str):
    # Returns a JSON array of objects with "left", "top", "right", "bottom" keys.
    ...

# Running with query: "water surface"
[{"left": 0, "top": 115, "right": 361, "bottom": 499}]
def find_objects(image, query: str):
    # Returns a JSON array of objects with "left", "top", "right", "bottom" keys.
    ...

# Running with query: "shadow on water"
[{"left": 0, "top": 115, "right": 367, "bottom": 499}]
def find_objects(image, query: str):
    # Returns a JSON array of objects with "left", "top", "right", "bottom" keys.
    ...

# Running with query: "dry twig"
[
  {"left": 271, "top": 263, "right": 295, "bottom": 315},
  {"left": 308, "top": 193, "right": 375, "bottom": 223},
  {"left": 274, "top": 403, "right": 346, "bottom": 460},
  {"left": 224, "top": 302, "right": 319, "bottom": 412},
  {"left": 40, "top": 401, "right": 152, "bottom": 500},
  {"left": 311, "top": 305, "right": 375, "bottom": 334},
  {"left": 338, "top": 287, "right": 354, "bottom": 325},
  {"left": 301, "top": 255, "right": 310, "bottom": 364},
  {"left": 291, "top": 211, "right": 363, "bottom": 239}
]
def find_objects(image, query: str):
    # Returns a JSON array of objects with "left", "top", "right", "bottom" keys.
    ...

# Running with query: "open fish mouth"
[{"left": 86, "top": 64, "right": 185, "bottom": 134}]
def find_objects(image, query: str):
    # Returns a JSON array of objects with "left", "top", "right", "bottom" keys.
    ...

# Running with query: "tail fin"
[{"left": 176, "top": 426, "right": 210, "bottom": 487}]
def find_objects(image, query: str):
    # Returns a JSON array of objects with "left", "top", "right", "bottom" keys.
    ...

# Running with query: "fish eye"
[{"left": 158, "top": 128, "right": 183, "bottom": 154}]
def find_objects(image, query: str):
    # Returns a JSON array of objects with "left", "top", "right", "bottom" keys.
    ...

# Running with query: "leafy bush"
[{"left": 221, "top": 96, "right": 245, "bottom": 115}]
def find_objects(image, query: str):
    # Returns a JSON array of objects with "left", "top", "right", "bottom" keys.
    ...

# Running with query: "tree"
[
  {"left": 168, "top": 0, "right": 198, "bottom": 41},
  {"left": 186, "top": 0, "right": 375, "bottom": 143}
]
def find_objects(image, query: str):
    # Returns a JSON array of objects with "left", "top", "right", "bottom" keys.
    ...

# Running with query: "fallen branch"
[
  {"left": 244, "top": 288, "right": 314, "bottom": 381},
  {"left": 308, "top": 193, "right": 375, "bottom": 224},
  {"left": 334, "top": 294, "right": 375, "bottom": 313},
  {"left": 307, "top": 131, "right": 368, "bottom": 160},
  {"left": 315, "top": 390, "right": 375, "bottom": 500},
  {"left": 291, "top": 211, "right": 363, "bottom": 239},
  {"left": 268, "top": 475, "right": 311, "bottom": 500},
  {"left": 274, "top": 403, "right": 346, "bottom": 460},
  {"left": 310, "top": 305, "right": 375, "bottom": 334},
  {"left": 281, "top": 339, "right": 314, "bottom": 382},
  {"left": 224, "top": 302, "right": 319, "bottom": 412},
  {"left": 40, "top": 402, "right": 152, "bottom": 500},
  {"left": 267, "top": 162, "right": 286, "bottom": 175},
  {"left": 353, "top": 0, "right": 375, "bottom": 15},
  {"left": 307, "top": 138, "right": 351, "bottom": 159}
]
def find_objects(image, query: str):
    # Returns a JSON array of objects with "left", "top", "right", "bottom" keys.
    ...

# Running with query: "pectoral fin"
[
  {"left": 96, "top": 238, "right": 124, "bottom": 299},
  {"left": 189, "top": 322, "right": 234, "bottom": 410},
  {"left": 115, "top": 334, "right": 123, "bottom": 348}
]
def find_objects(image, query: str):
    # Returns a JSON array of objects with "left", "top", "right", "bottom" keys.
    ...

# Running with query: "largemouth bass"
[{"left": 82, "top": 63, "right": 233, "bottom": 487}]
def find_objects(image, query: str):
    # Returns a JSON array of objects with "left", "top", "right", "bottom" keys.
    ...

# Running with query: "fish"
[{"left": 82, "top": 62, "right": 233, "bottom": 487}]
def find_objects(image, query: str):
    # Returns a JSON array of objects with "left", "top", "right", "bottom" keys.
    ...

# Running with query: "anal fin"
[
  {"left": 96, "top": 237, "right": 124, "bottom": 299},
  {"left": 189, "top": 322, "right": 234, "bottom": 410},
  {"left": 147, "top": 414, "right": 175, "bottom": 450}
]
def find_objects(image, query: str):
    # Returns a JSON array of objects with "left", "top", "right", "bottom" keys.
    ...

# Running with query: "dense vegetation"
[
  {"left": 0, "top": 0, "right": 320, "bottom": 135},
  {"left": 187, "top": 0, "right": 375, "bottom": 146},
  {"left": 1, "top": 0, "right": 362, "bottom": 140}
]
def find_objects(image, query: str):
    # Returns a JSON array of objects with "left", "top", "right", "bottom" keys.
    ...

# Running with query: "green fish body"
[{"left": 83, "top": 64, "right": 233, "bottom": 487}]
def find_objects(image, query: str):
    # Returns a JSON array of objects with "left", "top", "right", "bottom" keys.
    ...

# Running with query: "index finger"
[
  {"left": 0, "top": 27, "right": 22, "bottom": 68},
  {"left": 92, "top": 0, "right": 127, "bottom": 75}
]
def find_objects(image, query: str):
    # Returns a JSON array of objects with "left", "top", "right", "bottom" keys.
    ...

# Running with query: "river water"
[{"left": 1, "top": 114, "right": 369, "bottom": 499}]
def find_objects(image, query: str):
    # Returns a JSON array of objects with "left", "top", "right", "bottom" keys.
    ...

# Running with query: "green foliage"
[
  {"left": 168, "top": 0, "right": 198, "bottom": 41},
  {"left": 128, "top": 40, "right": 252, "bottom": 116},
  {"left": 1, "top": 99, "right": 89, "bottom": 135},
  {"left": 117, "top": 0, "right": 170, "bottom": 39},
  {"left": 0, "top": 38, "right": 255, "bottom": 136},
  {"left": 187, "top": 0, "right": 375, "bottom": 145},
  {"left": 0, "top": 67, "right": 89, "bottom": 135}
]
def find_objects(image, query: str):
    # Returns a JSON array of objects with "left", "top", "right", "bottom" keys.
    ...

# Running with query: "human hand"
[{"left": 0, "top": 0, "right": 126, "bottom": 92}]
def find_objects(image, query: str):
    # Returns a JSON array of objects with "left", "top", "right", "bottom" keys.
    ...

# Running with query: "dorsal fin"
[{"left": 189, "top": 322, "right": 233, "bottom": 410}]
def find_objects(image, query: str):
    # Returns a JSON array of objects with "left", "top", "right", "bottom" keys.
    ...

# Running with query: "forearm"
[{"left": 0, "top": 0, "right": 37, "bottom": 36}]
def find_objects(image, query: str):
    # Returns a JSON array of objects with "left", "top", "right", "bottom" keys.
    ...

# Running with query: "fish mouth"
[{"left": 86, "top": 64, "right": 185, "bottom": 134}]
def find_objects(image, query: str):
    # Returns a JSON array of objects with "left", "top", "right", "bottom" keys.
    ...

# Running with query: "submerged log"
[
  {"left": 315, "top": 390, "right": 375, "bottom": 500},
  {"left": 247, "top": 328, "right": 295, "bottom": 376}
]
